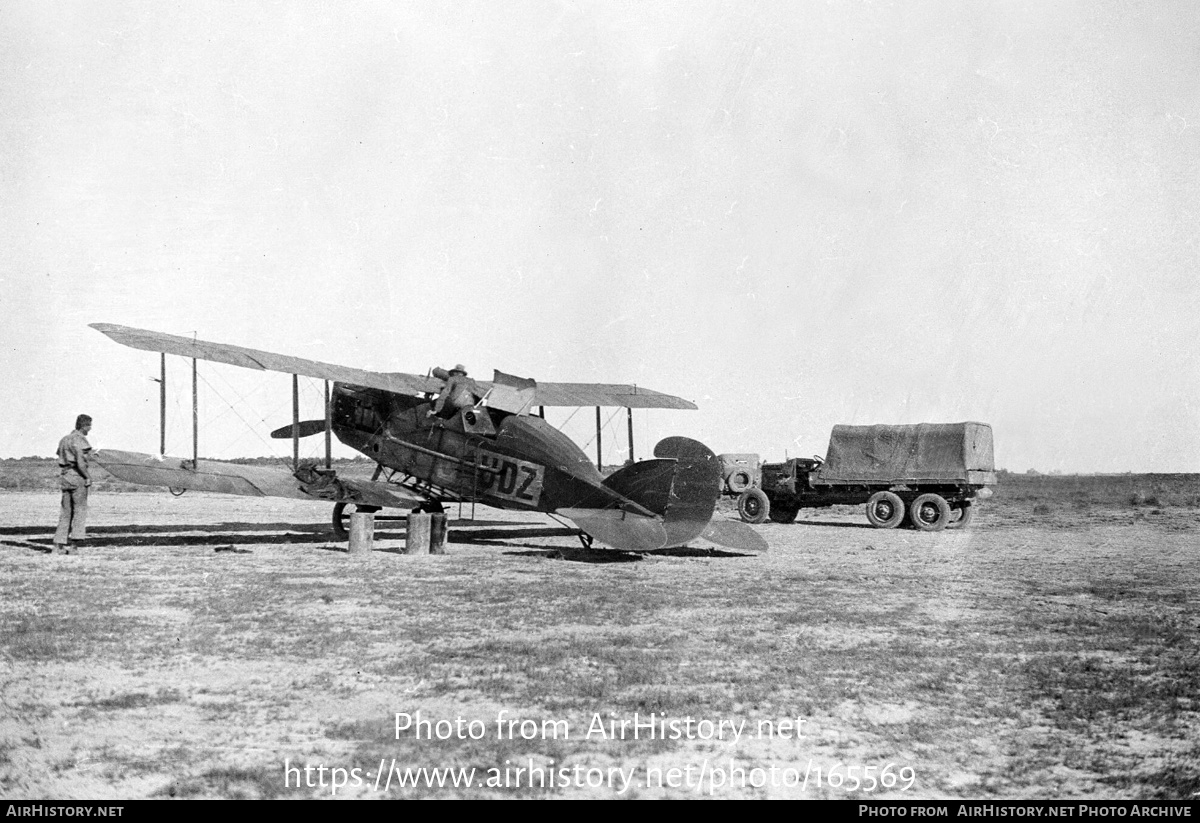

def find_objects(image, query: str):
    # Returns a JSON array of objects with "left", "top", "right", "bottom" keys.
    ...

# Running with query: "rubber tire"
[
  {"left": 737, "top": 488, "right": 770, "bottom": 524},
  {"left": 947, "top": 502, "right": 974, "bottom": 530},
  {"left": 726, "top": 470, "right": 753, "bottom": 494},
  {"left": 768, "top": 504, "right": 799, "bottom": 524},
  {"left": 865, "top": 491, "right": 905, "bottom": 529},
  {"left": 332, "top": 501, "right": 352, "bottom": 540},
  {"left": 910, "top": 493, "right": 952, "bottom": 532},
  {"left": 333, "top": 502, "right": 388, "bottom": 539}
]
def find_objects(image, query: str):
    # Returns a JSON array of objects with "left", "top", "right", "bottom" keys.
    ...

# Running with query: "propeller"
[{"left": 269, "top": 420, "right": 328, "bottom": 439}]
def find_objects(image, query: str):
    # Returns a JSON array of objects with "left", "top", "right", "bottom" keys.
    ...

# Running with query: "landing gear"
[
  {"left": 331, "top": 501, "right": 382, "bottom": 539},
  {"left": 577, "top": 532, "right": 594, "bottom": 550}
]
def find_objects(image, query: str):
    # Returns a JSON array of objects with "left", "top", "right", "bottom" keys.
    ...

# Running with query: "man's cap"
[{"left": 451, "top": 364, "right": 467, "bottom": 375}]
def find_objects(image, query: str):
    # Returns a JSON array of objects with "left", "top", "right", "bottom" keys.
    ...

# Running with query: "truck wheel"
[
  {"left": 865, "top": 491, "right": 905, "bottom": 529},
  {"left": 737, "top": 488, "right": 770, "bottom": 524},
  {"left": 910, "top": 493, "right": 951, "bottom": 532},
  {"left": 768, "top": 504, "right": 799, "bottom": 524},
  {"left": 726, "top": 470, "right": 753, "bottom": 494},
  {"left": 947, "top": 502, "right": 974, "bottom": 530}
]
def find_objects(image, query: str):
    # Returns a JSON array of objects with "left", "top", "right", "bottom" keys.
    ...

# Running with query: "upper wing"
[
  {"left": 91, "top": 323, "right": 697, "bottom": 410},
  {"left": 531, "top": 382, "right": 696, "bottom": 410},
  {"left": 90, "top": 323, "right": 442, "bottom": 396}
]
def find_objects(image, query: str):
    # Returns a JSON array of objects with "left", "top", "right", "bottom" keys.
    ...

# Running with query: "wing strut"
[
  {"left": 324, "top": 380, "right": 332, "bottom": 470},
  {"left": 292, "top": 374, "right": 300, "bottom": 472},
  {"left": 591, "top": 406, "right": 637, "bottom": 471},
  {"left": 595, "top": 407, "right": 602, "bottom": 471},
  {"left": 627, "top": 407, "right": 634, "bottom": 463},
  {"left": 157, "top": 353, "right": 166, "bottom": 456},
  {"left": 192, "top": 357, "right": 199, "bottom": 465}
]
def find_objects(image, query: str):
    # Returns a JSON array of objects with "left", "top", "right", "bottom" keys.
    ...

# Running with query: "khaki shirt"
[
  {"left": 433, "top": 374, "right": 479, "bottom": 415},
  {"left": 57, "top": 430, "right": 92, "bottom": 483}
]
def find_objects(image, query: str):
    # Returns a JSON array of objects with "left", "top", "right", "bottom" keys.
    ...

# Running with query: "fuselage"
[{"left": 329, "top": 383, "right": 624, "bottom": 512}]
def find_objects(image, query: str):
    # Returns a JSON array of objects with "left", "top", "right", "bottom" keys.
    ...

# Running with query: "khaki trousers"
[{"left": 54, "top": 484, "right": 88, "bottom": 545}]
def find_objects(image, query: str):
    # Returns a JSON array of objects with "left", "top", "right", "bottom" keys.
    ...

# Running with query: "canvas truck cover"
[{"left": 814, "top": 422, "right": 996, "bottom": 485}]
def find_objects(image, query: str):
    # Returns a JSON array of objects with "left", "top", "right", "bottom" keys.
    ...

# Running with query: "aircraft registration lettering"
[{"left": 476, "top": 451, "right": 544, "bottom": 505}]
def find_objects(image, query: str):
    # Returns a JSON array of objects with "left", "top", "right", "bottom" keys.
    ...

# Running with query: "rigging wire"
[
  {"left": 194, "top": 366, "right": 334, "bottom": 467},
  {"left": 206, "top": 364, "right": 292, "bottom": 431},
  {"left": 579, "top": 407, "right": 623, "bottom": 454},
  {"left": 554, "top": 406, "right": 581, "bottom": 430},
  {"left": 195, "top": 367, "right": 293, "bottom": 470}
]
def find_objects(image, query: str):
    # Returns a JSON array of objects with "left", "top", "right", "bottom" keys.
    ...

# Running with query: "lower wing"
[{"left": 93, "top": 449, "right": 425, "bottom": 510}]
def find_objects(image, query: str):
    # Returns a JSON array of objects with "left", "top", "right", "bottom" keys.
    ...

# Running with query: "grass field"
[{"left": 0, "top": 475, "right": 1197, "bottom": 799}]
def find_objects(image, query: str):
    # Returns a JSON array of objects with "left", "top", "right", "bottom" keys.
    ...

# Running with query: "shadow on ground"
[{"left": 0, "top": 521, "right": 575, "bottom": 552}]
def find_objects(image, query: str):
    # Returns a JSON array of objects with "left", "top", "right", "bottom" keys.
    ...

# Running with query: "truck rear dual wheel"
[
  {"left": 865, "top": 491, "right": 905, "bottom": 529},
  {"left": 737, "top": 488, "right": 770, "bottom": 524},
  {"left": 946, "top": 501, "right": 974, "bottom": 530},
  {"left": 910, "top": 493, "right": 952, "bottom": 532}
]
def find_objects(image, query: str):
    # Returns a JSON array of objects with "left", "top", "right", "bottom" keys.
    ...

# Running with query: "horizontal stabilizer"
[
  {"left": 700, "top": 519, "right": 769, "bottom": 553},
  {"left": 93, "top": 450, "right": 423, "bottom": 509},
  {"left": 270, "top": 420, "right": 328, "bottom": 439},
  {"left": 556, "top": 508, "right": 668, "bottom": 551},
  {"left": 567, "top": 437, "right": 723, "bottom": 551}
]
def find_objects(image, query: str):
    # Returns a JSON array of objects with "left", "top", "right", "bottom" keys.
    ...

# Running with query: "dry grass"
[{"left": 0, "top": 481, "right": 1198, "bottom": 799}]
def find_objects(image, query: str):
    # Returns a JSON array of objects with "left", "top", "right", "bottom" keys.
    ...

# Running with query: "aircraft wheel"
[
  {"left": 865, "top": 491, "right": 905, "bottom": 529},
  {"left": 910, "top": 493, "right": 952, "bottom": 532},
  {"left": 768, "top": 503, "right": 799, "bottom": 524},
  {"left": 726, "top": 470, "right": 752, "bottom": 494},
  {"left": 332, "top": 501, "right": 352, "bottom": 539},
  {"left": 333, "top": 502, "right": 386, "bottom": 539},
  {"left": 946, "top": 501, "right": 974, "bottom": 530},
  {"left": 737, "top": 488, "right": 770, "bottom": 524}
]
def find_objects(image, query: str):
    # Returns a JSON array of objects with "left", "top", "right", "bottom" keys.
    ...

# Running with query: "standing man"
[{"left": 54, "top": 414, "right": 93, "bottom": 555}]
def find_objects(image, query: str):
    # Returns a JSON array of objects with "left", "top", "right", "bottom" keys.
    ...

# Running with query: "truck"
[{"left": 726, "top": 422, "right": 996, "bottom": 531}]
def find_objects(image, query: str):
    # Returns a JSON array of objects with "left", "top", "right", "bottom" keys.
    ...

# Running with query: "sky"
[{"left": 2, "top": 0, "right": 1198, "bottom": 473}]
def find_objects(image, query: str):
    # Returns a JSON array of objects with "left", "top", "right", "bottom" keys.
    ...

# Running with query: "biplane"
[{"left": 88, "top": 324, "right": 766, "bottom": 554}]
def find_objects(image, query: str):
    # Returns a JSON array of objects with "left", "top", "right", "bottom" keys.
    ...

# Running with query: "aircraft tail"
[{"left": 601, "top": 436, "right": 722, "bottom": 548}]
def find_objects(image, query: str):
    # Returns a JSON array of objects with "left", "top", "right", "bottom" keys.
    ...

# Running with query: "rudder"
[
  {"left": 652, "top": 437, "right": 722, "bottom": 547},
  {"left": 598, "top": 437, "right": 722, "bottom": 548}
]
